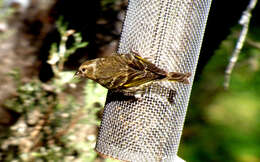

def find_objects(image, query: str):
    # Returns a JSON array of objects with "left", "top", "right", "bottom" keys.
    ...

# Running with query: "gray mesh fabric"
[{"left": 95, "top": 0, "right": 212, "bottom": 161}]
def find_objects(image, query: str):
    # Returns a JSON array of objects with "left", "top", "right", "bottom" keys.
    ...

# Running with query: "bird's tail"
[{"left": 166, "top": 72, "right": 192, "bottom": 84}]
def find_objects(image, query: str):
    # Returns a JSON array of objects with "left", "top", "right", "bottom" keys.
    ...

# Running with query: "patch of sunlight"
[
  {"left": 237, "top": 153, "right": 260, "bottom": 162},
  {"left": 206, "top": 92, "right": 259, "bottom": 131}
]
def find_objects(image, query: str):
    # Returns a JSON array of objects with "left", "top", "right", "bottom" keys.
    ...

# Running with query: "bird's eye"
[{"left": 81, "top": 68, "right": 86, "bottom": 72}]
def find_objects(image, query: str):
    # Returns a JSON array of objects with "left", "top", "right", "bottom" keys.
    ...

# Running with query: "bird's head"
[
  {"left": 74, "top": 65, "right": 87, "bottom": 78},
  {"left": 74, "top": 61, "right": 95, "bottom": 79}
]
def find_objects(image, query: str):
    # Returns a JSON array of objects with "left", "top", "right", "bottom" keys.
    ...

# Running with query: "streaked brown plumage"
[{"left": 75, "top": 51, "right": 191, "bottom": 94}]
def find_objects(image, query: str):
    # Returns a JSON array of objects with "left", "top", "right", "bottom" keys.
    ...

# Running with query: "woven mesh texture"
[{"left": 96, "top": 0, "right": 212, "bottom": 161}]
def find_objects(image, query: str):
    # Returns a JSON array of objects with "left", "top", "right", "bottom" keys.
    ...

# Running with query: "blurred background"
[{"left": 0, "top": 0, "right": 259, "bottom": 161}]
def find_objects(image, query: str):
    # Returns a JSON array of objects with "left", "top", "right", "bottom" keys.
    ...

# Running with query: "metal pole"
[{"left": 96, "top": 0, "right": 212, "bottom": 161}]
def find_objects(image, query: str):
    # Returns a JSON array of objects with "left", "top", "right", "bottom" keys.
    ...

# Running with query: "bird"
[{"left": 75, "top": 50, "right": 191, "bottom": 95}]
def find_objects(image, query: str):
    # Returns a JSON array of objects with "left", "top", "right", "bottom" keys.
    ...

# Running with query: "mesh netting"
[{"left": 95, "top": 0, "right": 212, "bottom": 161}]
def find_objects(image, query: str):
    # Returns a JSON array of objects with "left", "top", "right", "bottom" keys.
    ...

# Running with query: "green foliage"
[
  {"left": 180, "top": 26, "right": 260, "bottom": 162},
  {"left": 0, "top": 18, "right": 113, "bottom": 162},
  {"left": 48, "top": 17, "right": 88, "bottom": 80},
  {"left": 83, "top": 80, "right": 107, "bottom": 126},
  {"left": 4, "top": 78, "right": 52, "bottom": 113}
]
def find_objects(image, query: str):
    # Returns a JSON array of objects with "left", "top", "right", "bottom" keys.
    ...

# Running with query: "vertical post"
[{"left": 96, "top": 0, "right": 212, "bottom": 161}]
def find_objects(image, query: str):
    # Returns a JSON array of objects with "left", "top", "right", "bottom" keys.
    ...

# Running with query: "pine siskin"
[{"left": 75, "top": 51, "right": 191, "bottom": 95}]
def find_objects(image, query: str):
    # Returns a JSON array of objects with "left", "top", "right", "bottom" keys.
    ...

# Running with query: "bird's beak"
[{"left": 74, "top": 71, "right": 82, "bottom": 78}]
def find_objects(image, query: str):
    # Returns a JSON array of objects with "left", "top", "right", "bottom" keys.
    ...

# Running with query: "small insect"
[{"left": 75, "top": 51, "right": 191, "bottom": 95}]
